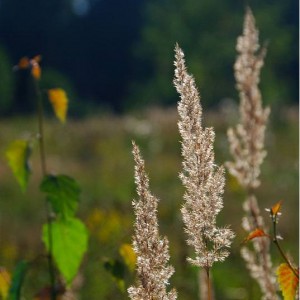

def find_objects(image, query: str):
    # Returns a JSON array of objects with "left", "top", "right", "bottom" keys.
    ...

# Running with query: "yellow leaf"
[
  {"left": 277, "top": 263, "right": 299, "bottom": 300},
  {"left": 271, "top": 200, "right": 282, "bottom": 216},
  {"left": 0, "top": 267, "right": 11, "bottom": 299},
  {"left": 119, "top": 243, "right": 136, "bottom": 272},
  {"left": 48, "top": 88, "right": 68, "bottom": 123},
  {"left": 242, "top": 228, "right": 269, "bottom": 244},
  {"left": 5, "top": 139, "right": 31, "bottom": 192}
]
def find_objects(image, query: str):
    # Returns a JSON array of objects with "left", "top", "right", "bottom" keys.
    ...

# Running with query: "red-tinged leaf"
[
  {"left": 271, "top": 200, "right": 282, "bottom": 216},
  {"left": 48, "top": 88, "right": 68, "bottom": 123},
  {"left": 277, "top": 263, "right": 299, "bottom": 300},
  {"left": 0, "top": 267, "right": 11, "bottom": 299},
  {"left": 243, "top": 228, "right": 269, "bottom": 243},
  {"left": 5, "top": 139, "right": 31, "bottom": 192}
]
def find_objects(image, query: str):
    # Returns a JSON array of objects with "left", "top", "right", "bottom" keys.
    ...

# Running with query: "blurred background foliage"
[
  {"left": 0, "top": 0, "right": 298, "bottom": 114},
  {"left": 0, "top": 108, "right": 298, "bottom": 299}
]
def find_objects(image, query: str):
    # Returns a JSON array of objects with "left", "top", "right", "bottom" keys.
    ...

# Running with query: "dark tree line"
[{"left": 0, "top": 0, "right": 298, "bottom": 115}]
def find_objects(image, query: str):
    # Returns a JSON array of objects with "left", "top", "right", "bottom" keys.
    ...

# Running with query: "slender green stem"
[
  {"left": 272, "top": 215, "right": 299, "bottom": 279},
  {"left": 35, "top": 81, "right": 57, "bottom": 300},
  {"left": 36, "top": 89, "right": 47, "bottom": 176}
]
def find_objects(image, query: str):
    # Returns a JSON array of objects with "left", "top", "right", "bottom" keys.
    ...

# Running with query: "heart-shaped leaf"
[
  {"left": 42, "top": 218, "right": 88, "bottom": 284},
  {"left": 40, "top": 175, "right": 80, "bottom": 220}
]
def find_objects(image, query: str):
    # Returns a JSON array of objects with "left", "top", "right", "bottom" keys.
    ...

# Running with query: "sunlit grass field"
[{"left": 0, "top": 106, "right": 298, "bottom": 299}]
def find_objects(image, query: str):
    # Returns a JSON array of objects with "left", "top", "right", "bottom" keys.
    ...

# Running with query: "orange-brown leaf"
[
  {"left": 31, "top": 63, "right": 41, "bottom": 79},
  {"left": 18, "top": 57, "right": 30, "bottom": 69},
  {"left": 243, "top": 228, "right": 269, "bottom": 243},
  {"left": 277, "top": 263, "right": 299, "bottom": 300},
  {"left": 48, "top": 88, "right": 68, "bottom": 123},
  {"left": 271, "top": 200, "right": 282, "bottom": 216},
  {"left": 30, "top": 55, "right": 42, "bottom": 79}
]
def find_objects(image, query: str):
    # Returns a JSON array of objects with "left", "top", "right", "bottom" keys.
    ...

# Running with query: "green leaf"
[
  {"left": 42, "top": 218, "right": 88, "bottom": 284},
  {"left": 103, "top": 259, "right": 126, "bottom": 292},
  {"left": 8, "top": 261, "right": 28, "bottom": 300},
  {"left": 5, "top": 140, "right": 31, "bottom": 192},
  {"left": 40, "top": 175, "right": 80, "bottom": 219}
]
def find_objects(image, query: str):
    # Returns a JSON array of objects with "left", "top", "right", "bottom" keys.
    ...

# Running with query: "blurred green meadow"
[{"left": 0, "top": 105, "right": 298, "bottom": 299}]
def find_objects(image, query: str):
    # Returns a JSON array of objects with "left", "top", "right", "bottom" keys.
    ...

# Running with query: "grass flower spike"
[
  {"left": 128, "top": 141, "right": 177, "bottom": 300},
  {"left": 174, "top": 43, "right": 234, "bottom": 271},
  {"left": 227, "top": 7, "right": 270, "bottom": 190},
  {"left": 227, "top": 8, "right": 278, "bottom": 299}
]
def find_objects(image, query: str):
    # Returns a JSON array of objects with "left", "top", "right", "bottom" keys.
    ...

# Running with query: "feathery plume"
[
  {"left": 174, "top": 43, "right": 234, "bottom": 270},
  {"left": 227, "top": 8, "right": 278, "bottom": 299},
  {"left": 227, "top": 7, "right": 270, "bottom": 190},
  {"left": 128, "top": 141, "right": 177, "bottom": 300}
]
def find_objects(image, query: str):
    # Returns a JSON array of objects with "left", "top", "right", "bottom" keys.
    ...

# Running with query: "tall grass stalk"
[
  {"left": 226, "top": 8, "right": 278, "bottom": 299},
  {"left": 174, "top": 44, "right": 234, "bottom": 299},
  {"left": 128, "top": 141, "right": 177, "bottom": 300}
]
